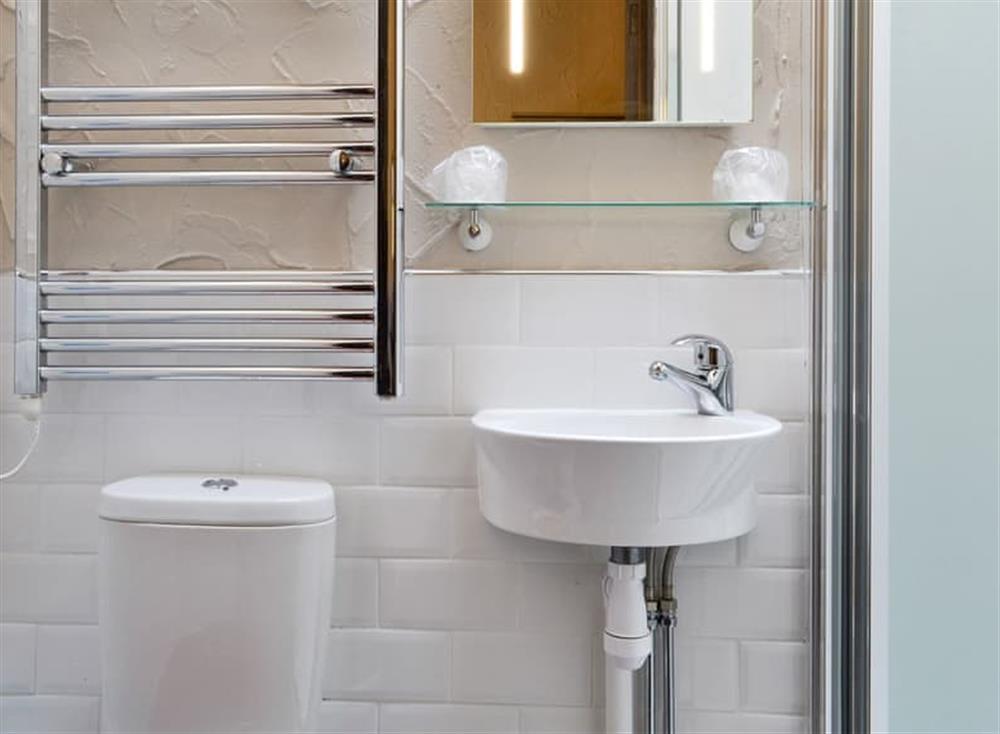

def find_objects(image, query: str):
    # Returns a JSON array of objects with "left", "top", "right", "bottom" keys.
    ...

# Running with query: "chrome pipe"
[
  {"left": 42, "top": 171, "right": 374, "bottom": 188},
  {"left": 662, "top": 613, "right": 677, "bottom": 734},
  {"left": 40, "top": 142, "right": 375, "bottom": 160},
  {"left": 39, "top": 309, "right": 374, "bottom": 324},
  {"left": 660, "top": 547, "right": 680, "bottom": 734},
  {"left": 39, "top": 337, "right": 374, "bottom": 352},
  {"left": 832, "top": 0, "right": 874, "bottom": 730},
  {"left": 646, "top": 631, "right": 657, "bottom": 734},
  {"left": 39, "top": 366, "right": 375, "bottom": 381},
  {"left": 41, "top": 84, "right": 375, "bottom": 102},
  {"left": 638, "top": 548, "right": 681, "bottom": 734},
  {"left": 637, "top": 615, "right": 658, "bottom": 734},
  {"left": 43, "top": 269, "right": 373, "bottom": 281},
  {"left": 39, "top": 279, "right": 374, "bottom": 296},
  {"left": 660, "top": 547, "right": 680, "bottom": 597},
  {"left": 647, "top": 621, "right": 666, "bottom": 734},
  {"left": 810, "top": 0, "right": 830, "bottom": 731},
  {"left": 41, "top": 112, "right": 375, "bottom": 131},
  {"left": 14, "top": 0, "right": 46, "bottom": 396},
  {"left": 375, "top": 0, "right": 405, "bottom": 397}
]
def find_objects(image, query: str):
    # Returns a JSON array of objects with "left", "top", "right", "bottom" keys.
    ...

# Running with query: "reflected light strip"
[
  {"left": 509, "top": 0, "right": 525, "bottom": 75},
  {"left": 700, "top": 0, "right": 715, "bottom": 73}
]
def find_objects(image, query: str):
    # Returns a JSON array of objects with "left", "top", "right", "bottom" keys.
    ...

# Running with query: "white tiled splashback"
[{"left": 0, "top": 273, "right": 811, "bottom": 734}]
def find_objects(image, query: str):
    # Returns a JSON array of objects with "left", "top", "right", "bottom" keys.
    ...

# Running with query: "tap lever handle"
[{"left": 670, "top": 334, "right": 733, "bottom": 371}]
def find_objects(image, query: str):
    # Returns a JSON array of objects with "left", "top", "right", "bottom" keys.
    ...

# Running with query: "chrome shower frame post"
[
  {"left": 14, "top": 0, "right": 47, "bottom": 396},
  {"left": 376, "top": 0, "right": 405, "bottom": 397},
  {"left": 837, "top": 0, "right": 873, "bottom": 729},
  {"left": 809, "top": 0, "right": 829, "bottom": 729},
  {"left": 816, "top": 0, "right": 874, "bottom": 731}
]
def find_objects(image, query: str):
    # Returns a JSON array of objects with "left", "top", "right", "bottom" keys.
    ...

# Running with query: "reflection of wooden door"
[{"left": 474, "top": 0, "right": 651, "bottom": 122}]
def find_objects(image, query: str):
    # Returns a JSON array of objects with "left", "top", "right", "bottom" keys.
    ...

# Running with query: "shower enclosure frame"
[{"left": 812, "top": 0, "right": 875, "bottom": 732}]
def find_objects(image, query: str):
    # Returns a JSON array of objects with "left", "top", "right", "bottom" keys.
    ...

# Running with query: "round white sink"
[{"left": 472, "top": 409, "right": 782, "bottom": 547}]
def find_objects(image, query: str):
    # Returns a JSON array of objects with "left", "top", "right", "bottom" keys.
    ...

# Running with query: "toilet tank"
[{"left": 98, "top": 475, "right": 336, "bottom": 734}]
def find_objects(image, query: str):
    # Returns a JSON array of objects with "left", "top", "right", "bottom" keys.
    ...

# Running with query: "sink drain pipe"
[
  {"left": 604, "top": 547, "right": 652, "bottom": 734},
  {"left": 634, "top": 547, "right": 681, "bottom": 734}
]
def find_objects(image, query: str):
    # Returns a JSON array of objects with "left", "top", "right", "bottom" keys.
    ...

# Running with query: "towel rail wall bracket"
[{"left": 13, "top": 0, "right": 404, "bottom": 398}]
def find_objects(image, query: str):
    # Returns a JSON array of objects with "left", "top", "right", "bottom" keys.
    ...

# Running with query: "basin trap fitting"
[{"left": 604, "top": 549, "right": 652, "bottom": 734}]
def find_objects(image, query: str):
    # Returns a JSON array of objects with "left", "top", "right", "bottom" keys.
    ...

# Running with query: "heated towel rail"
[{"left": 13, "top": 0, "right": 404, "bottom": 397}]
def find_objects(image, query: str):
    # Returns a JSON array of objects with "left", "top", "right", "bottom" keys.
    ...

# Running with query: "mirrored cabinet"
[{"left": 473, "top": 0, "right": 753, "bottom": 125}]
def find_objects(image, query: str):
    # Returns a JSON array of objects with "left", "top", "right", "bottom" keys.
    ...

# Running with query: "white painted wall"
[{"left": 0, "top": 271, "right": 811, "bottom": 734}]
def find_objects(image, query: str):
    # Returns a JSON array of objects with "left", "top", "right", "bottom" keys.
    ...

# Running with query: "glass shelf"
[
  {"left": 424, "top": 199, "right": 815, "bottom": 210},
  {"left": 424, "top": 199, "right": 814, "bottom": 253}
]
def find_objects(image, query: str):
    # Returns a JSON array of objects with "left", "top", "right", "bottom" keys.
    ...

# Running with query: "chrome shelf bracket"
[
  {"left": 459, "top": 208, "right": 493, "bottom": 252},
  {"left": 728, "top": 205, "right": 766, "bottom": 252}
]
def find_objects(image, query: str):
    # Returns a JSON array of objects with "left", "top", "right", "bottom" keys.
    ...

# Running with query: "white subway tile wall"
[
  {"left": 0, "top": 273, "right": 810, "bottom": 734},
  {"left": 517, "top": 706, "right": 605, "bottom": 734},
  {"left": 0, "top": 696, "right": 100, "bottom": 734},
  {"left": 676, "top": 639, "right": 740, "bottom": 711},
  {"left": 317, "top": 701, "right": 379, "bottom": 734},
  {"left": 331, "top": 559, "right": 380, "bottom": 628},
  {"left": 380, "top": 704, "right": 519, "bottom": 734},
  {"left": 34, "top": 626, "right": 101, "bottom": 696},
  {"left": 0, "top": 625, "right": 35, "bottom": 695},
  {"left": 0, "top": 484, "right": 38, "bottom": 553},
  {"left": 519, "top": 276, "right": 660, "bottom": 347},
  {"left": 451, "top": 632, "right": 593, "bottom": 706}
]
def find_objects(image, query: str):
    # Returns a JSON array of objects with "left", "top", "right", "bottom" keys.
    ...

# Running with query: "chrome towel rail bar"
[
  {"left": 41, "top": 112, "right": 375, "bottom": 131},
  {"left": 14, "top": 0, "right": 405, "bottom": 395},
  {"left": 42, "top": 270, "right": 374, "bottom": 281},
  {"left": 39, "top": 279, "right": 375, "bottom": 296},
  {"left": 41, "top": 84, "right": 375, "bottom": 102},
  {"left": 41, "top": 142, "right": 376, "bottom": 160},
  {"left": 39, "top": 309, "right": 375, "bottom": 325},
  {"left": 39, "top": 338, "right": 375, "bottom": 353},
  {"left": 38, "top": 367, "right": 377, "bottom": 381},
  {"left": 41, "top": 171, "right": 374, "bottom": 188}
]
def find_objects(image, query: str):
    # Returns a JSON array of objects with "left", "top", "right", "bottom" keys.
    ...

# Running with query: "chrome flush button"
[{"left": 201, "top": 477, "right": 238, "bottom": 491}]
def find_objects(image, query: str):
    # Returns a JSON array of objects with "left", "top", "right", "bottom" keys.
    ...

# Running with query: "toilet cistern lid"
[{"left": 99, "top": 474, "right": 335, "bottom": 526}]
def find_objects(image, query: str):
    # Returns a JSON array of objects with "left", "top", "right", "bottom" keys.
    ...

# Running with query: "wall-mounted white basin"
[{"left": 472, "top": 409, "right": 781, "bottom": 547}]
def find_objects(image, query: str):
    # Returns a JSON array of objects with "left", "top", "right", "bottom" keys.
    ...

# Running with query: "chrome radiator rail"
[
  {"left": 39, "top": 367, "right": 376, "bottom": 382},
  {"left": 40, "top": 142, "right": 375, "bottom": 160},
  {"left": 13, "top": 0, "right": 405, "bottom": 396},
  {"left": 39, "top": 338, "right": 374, "bottom": 353},
  {"left": 25, "top": 270, "right": 378, "bottom": 381},
  {"left": 40, "top": 84, "right": 375, "bottom": 102},
  {"left": 41, "top": 171, "right": 374, "bottom": 188}
]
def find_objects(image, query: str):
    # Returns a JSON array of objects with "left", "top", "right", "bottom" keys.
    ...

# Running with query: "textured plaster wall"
[{"left": 0, "top": 0, "right": 811, "bottom": 272}]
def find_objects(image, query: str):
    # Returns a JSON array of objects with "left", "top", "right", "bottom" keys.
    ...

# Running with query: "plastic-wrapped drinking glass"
[
  {"left": 712, "top": 147, "right": 790, "bottom": 202},
  {"left": 425, "top": 145, "right": 508, "bottom": 203}
]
